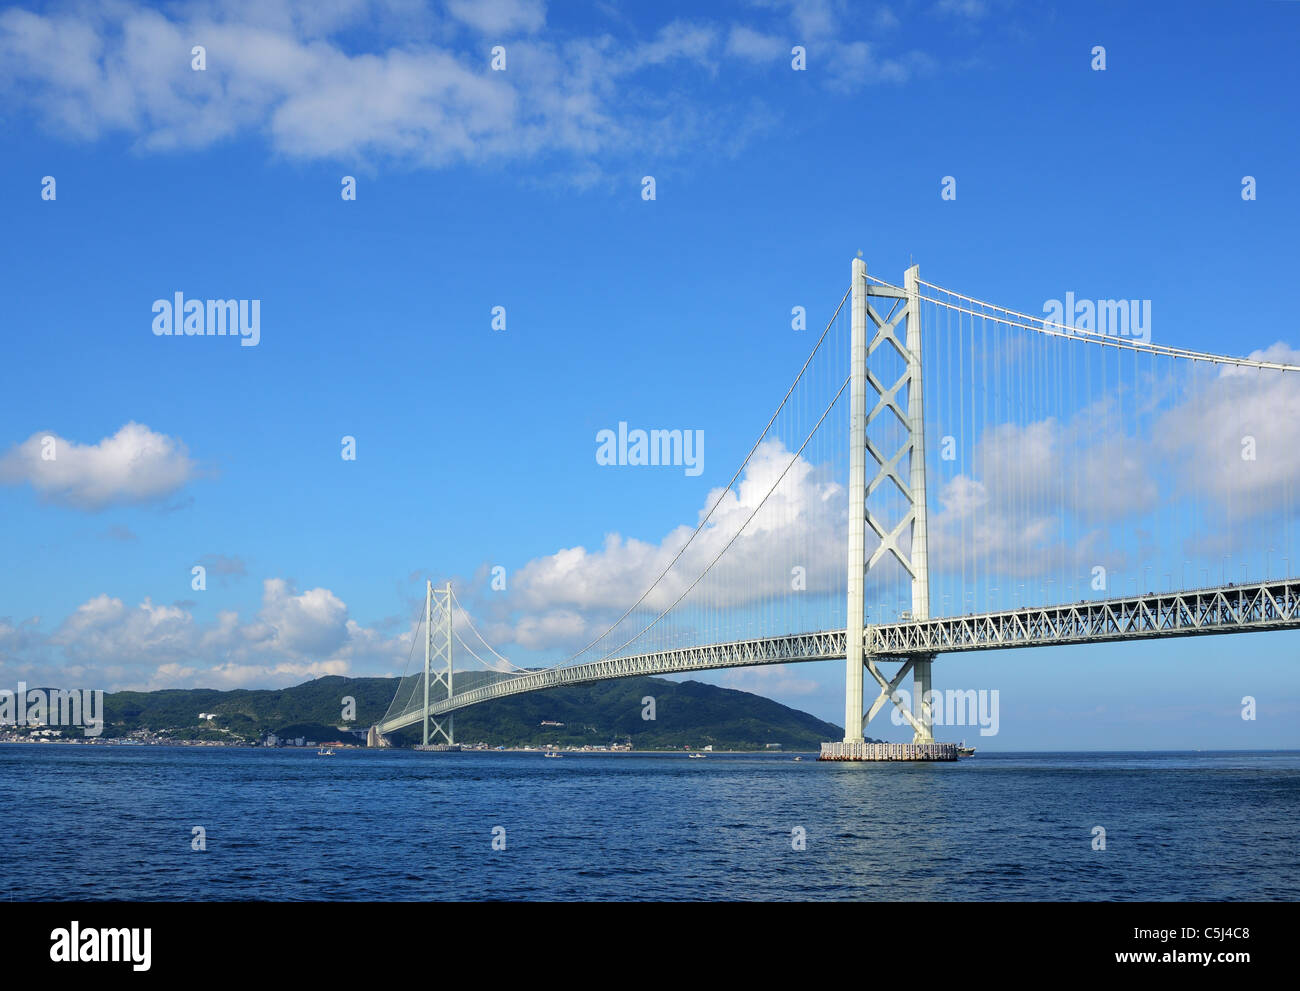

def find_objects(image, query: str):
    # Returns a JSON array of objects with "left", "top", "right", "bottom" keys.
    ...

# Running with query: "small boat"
[
  {"left": 317, "top": 747, "right": 335, "bottom": 756},
  {"left": 688, "top": 753, "right": 705, "bottom": 759},
  {"left": 956, "top": 741, "right": 975, "bottom": 757},
  {"left": 543, "top": 751, "right": 562, "bottom": 759},
  {"left": 793, "top": 756, "right": 803, "bottom": 761}
]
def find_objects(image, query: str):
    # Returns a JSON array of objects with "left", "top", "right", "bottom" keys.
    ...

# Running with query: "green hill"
[
  {"left": 98, "top": 673, "right": 853, "bottom": 750},
  {"left": 103, "top": 675, "right": 396, "bottom": 743}
]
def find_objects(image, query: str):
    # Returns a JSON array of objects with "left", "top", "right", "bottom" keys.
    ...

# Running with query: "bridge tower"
[
  {"left": 422, "top": 580, "right": 454, "bottom": 746},
  {"left": 834, "top": 256, "right": 947, "bottom": 760}
]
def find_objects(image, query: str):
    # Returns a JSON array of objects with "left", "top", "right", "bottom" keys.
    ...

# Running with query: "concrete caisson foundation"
[{"left": 818, "top": 741, "right": 957, "bottom": 761}]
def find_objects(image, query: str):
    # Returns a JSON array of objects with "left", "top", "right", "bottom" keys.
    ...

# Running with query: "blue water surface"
[{"left": 3, "top": 746, "right": 1296, "bottom": 901}]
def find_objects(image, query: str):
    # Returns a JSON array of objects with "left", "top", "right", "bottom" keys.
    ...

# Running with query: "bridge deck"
[{"left": 376, "top": 578, "right": 1300, "bottom": 735}]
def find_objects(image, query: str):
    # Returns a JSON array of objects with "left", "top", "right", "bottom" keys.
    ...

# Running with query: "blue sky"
[{"left": 1, "top": 0, "right": 1298, "bottom": 749}]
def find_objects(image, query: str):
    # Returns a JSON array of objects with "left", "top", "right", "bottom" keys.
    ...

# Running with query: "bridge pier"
[
  {"left": 842, "top": 652, "right": 937, "bottom": 748},
  {"left": 912, "top": 655, "right": 934, "bottom": 744}
]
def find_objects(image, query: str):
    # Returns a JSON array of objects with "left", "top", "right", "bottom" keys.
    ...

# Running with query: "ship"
[{"left": 956, "top": 741, "right": 976, "bottom": 757}]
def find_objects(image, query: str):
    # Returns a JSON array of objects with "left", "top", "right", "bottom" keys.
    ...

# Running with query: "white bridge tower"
[
  {"left": 826, "top": 256, "right": 952, "bottom": 761},
  {"left": 422, "top": 580, "right": 454, "bottom": 747}
]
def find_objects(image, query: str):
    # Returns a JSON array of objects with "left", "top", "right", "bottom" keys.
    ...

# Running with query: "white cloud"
[
  {"left": 726, "top": 25, "right": 787, "bottom": 62},
  {"left": 139, "top": 658, "right": 349, "bottom": 691},
  {"left": 928, "top": 466, "right": 1113, "bottom": 581},
  {"left": 52, "top": 593, "right": 196, "bottom": 666},
  {"left": 0, "top": 3, "right": 696, "bottom": 169},
  {"left": 446, "top": 0, "right": 546, "bottom": 35},
  {"left": 623, "top": 21, "right": 718, "bottom": 69},
  {"left": 183, "top": 0, "right": 420, "bottom": 39},
  {"left": 0, "top": 422, "right": 199, "bottom": 510},
  {"left": 826, "top": 41, "right": 935, "bottom": 91},
  {"left": 467, "top": 438, "right": 846, "bottom": 658},
  {"left": 874, "top": 6, "right": 901, "bottom": 31},
  {"left": 0, "top": 0, "right": 943, "bottom": 175},
  {"left": 1154, "top": 344, "right": 1300, "bottom": 515},
  {"left": 0, "top": 578, "right": 416, "bottom": 691},
  {"left": 756, "top": 0, "right": 842, "bottom": 40},
  {"left": 252, "top": 579, "right": 350, "bottom": 655}
]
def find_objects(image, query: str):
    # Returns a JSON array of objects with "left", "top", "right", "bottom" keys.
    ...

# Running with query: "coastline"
[{"left": 0, "top": 739, "right": 819, "bottom": 755}]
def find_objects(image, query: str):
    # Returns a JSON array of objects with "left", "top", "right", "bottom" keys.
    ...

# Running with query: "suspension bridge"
[{"left": 372, "top": 256, "right": 1300, "bottom": 758}]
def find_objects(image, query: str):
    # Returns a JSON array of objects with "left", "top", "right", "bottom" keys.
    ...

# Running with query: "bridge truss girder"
[
  {"left": 372, "top": 578, "right": 1300, "bottom": 736},
  {"left": 870, "top": 580, "right": 1300, "bottom": 654}
]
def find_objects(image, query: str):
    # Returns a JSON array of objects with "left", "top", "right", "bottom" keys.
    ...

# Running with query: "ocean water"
[{"left": 3, "top": 745, "right": 1297, "bottom": 901}]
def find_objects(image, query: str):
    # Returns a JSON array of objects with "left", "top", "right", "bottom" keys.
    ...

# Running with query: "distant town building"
[
  {"left": 264, "top": 733, "right": 279, "bottom": 747},
  {"left": 540, "top": 720, "right": 565, "bottom": 727},
  {"left": 765, "top": 743, "right": 782, "bottom": 750}
]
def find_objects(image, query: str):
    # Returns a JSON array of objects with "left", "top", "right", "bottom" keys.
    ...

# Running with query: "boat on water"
[
  {"left": 317, "top": 747, "right": 335, "bottom": 756},
  {"left": 688, "top": 753, "right": 705, "bottom": 759},
  {"left": 793, "top": 756, "right": 803, "bottom": 761},
  {"left": 543, "top": 751, "right": 562, "bottom": 758},
  {"left": 957, "top": 741, "right": 976, "bottom": 757}
]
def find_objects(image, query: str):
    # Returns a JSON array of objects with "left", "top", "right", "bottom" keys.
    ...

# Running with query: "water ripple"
[{"left": 2, "top": 746, "right": 1298, "bottom": 901}]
